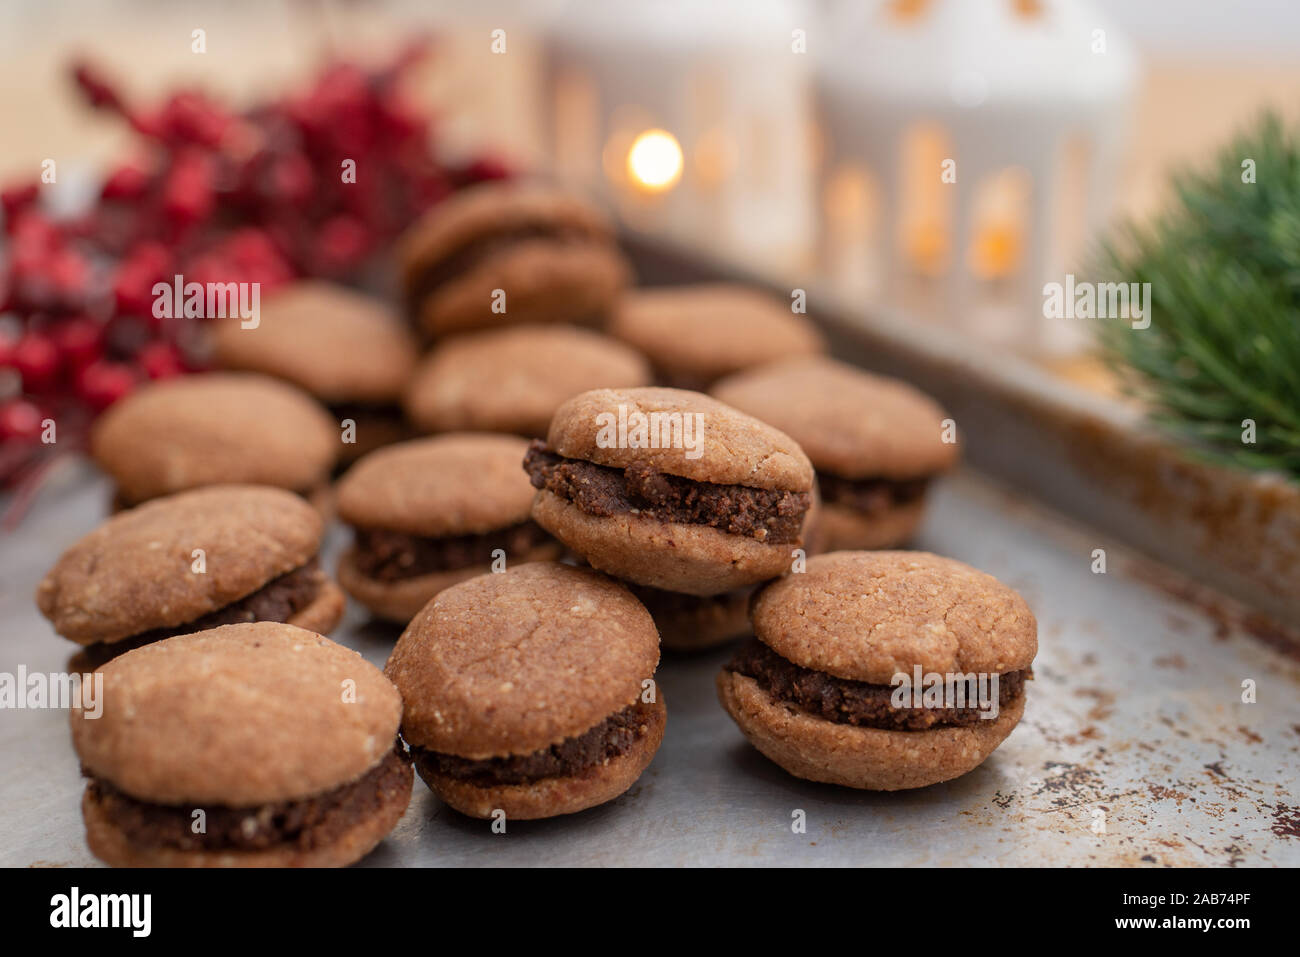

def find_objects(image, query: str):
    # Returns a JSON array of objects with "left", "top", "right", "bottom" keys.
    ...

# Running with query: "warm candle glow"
[{"left": 626, "top": 129, "right": 683, "bottom": 193}]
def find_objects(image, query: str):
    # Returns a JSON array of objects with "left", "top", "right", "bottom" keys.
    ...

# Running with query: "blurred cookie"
[
  {"left": 399, "top": 182, "right": 630, "bottom": 339},
  {"left": 91, "top": 372, "right": 338, "bottom": 507},
  {"left": 630, "top": 583, "right": 754, "bottom": 653},
  {"left": 336, "top": 434, "right": 562, "bottom": 624},
  {"left": 717, "top": 551, "right": 1036, "bottom": 790},
  {"left": 36, "top": 485, "right": 344, "bottom": 669},
  {"left": 384, "top": 562, "right": 664, "bottom": 820},
  {"left": 72, "top": 623, "right": 411, "bottom": 867},
  {"left": 525, "top": 387, "right": 814, "bottom": 595},
  {"left": 405, "top": 324, "right": 651, "bottom": 437},
  {"left": 209, "top": 281, "right": 418, "bottom": 463},
  {"left": 609, "top": 284, "right": 825, "bottom": 389},
  {"left": 713, "top": 357, "right": 957, "bottom": 550}
]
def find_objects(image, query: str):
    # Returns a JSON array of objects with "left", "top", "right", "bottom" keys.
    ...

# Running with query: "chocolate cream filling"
[
  {"left": 76, "top": 559, "right": 326, "bottom": 669},
  {"left": 524, "top": 441, "right": 810, "bottom": 544},
  {"left": 414, "top": 700, "right": 656, "bottom": 788},
  {"left": 727, "top": 639, "right": 1029, "bottom": 731},
  {"left": 350, "top": 521, "right": 553, "bottom": 582},
  {"left": 86, "top": 742, "right": 411, "bottom": 853},
  {"left": 409, "top": 223, "right": 603, "bottom": 312},
  {"left": 816, "top": 472, "right": 932, "bottom": 516}
]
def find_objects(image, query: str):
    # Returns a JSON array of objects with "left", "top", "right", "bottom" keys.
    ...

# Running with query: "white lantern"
[
  {"left": 815, "top": 0, "right": 1138, "bottom": 352},
  {"left": 541, "top": 0, "right": 815, "bottom": 270}
]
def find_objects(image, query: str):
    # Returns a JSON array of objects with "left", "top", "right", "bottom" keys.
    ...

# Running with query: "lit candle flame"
[{"left": 626, "top": 129, "right": 683, "bottom": 193}]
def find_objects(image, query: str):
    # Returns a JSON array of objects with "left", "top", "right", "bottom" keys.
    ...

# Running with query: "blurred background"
[{"left": 2, "top": 0, "right": 1298, "bottom": 400}]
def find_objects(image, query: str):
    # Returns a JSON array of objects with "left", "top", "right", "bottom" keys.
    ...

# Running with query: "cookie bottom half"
[
  {"left": 414, "top": 696, "right": 666, "bottom": 820},
  {"left": 337, "top": 541, "right": 563, "bottom": 625},
  {"left": 717, "top": 670, "right": 1024, "bottom": 791},
  {"left": 812, "top": 499, "right": 928, "bottom": 553},
  {"left": 69, "top": 562, "right": 346, "bottom": 671},
  {"left": 82, "top": 747, "right": 413, "bottom": 868},
  {"left": 632, "top": 584, "right": 753, "bottom": 653},
  {"left": 532, "top": 490, "right": 795, "bottom": 595}
]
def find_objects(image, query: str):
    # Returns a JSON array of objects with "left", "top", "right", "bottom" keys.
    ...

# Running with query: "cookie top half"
[
  {"left": 712, "top": 357, "right": 958, "bottom": 479},
  {"left": 91, "top": 372, "right": 338, "bottom": 503},
  {"left": 751, "top": 551, "right": 1037, "bottom": 683},
  {"left": 37, "top": 485, "right": 323, "bottom": 645},
  {"left": 336, "top": 434, "right": 535, "bottom": 536},
  {"left": 609, "top": 284, "right": 825, "bottom": 384},
  {"left": 405, "top": 324, "right": 651, "bottom": 436},
  {"left": 210, "top": 280, "right": 418, "bottom": 404},
  {"left": 385, "top": 563, "right": 659, "bottom": 759},
  {"left": 546, "top": 387, "right": 813, "bottom": 491},
  {"left": 71, "top": 623, "right": 402, "bottom": 806}
]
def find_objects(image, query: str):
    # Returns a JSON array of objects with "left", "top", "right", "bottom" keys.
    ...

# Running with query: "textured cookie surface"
[
  {"left": 71, "top": 623, "right": 402, "bottom": 806},
  {"left": 91, "top": 372, "right": 338, "bottom": 503},
  {"left": 37, "top": 485, "right": 323, "bottom": 645},
  {"left": 405, "top": 325, "right": 651, "bottom": 436},
  {"left": 210, "top": 281, "right": 417, "bottom": 403},
  {"left": 751, "top": 551, "right": 1037, "bottom": 684},
  {"left": 546, "top": 387, "right": 813, "bottom": 491},
  {"left": 385, "top": 563, "right": 659, "bottom": 758},
  {"left": 712, "top": 357, "right": 958, "bottom": 479},
  {"left": 609, "top": 284, "right": 824, "bottom": 383},
  {"left": 336, "top": 434, "right": 536, "bottom": 536}
]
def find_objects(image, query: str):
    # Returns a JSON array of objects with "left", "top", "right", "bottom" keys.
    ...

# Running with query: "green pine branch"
[{"left": 1095, "top": 112, "right": 1300, "bottom": 480}]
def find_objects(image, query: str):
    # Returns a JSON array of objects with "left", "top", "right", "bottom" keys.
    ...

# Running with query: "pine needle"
[{"left": 1095, "top": 112, "right": 1300, "bottom": 480}]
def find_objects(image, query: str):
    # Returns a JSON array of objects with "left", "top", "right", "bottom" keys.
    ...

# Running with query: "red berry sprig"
[{"left": 0, "top": 39, "right": 514, "bottom": 515}]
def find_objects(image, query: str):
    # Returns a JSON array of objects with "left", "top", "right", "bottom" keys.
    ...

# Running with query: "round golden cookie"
[
  {"left": 711, "top": 356, "right": 957, "bottom": 480},
  {"left": 336, "top": 434, "right": 537, "bottom": 537},
  {"left": 530, "top": 387, "right": 814, "bottom": 595},
  {"left": 91, "top": 372, "right": 338, "bottom": 506},
  {"left": 718, "top": 551, "right": 1036, "bottom": 791},
  {"left": 335, "top": 434, "right": 562, "bottom": 624},
  {"left": 385, "top": 563, "right": 663, "bottom": 819},
  {"left": 751, "top": 551, "right": 1037, "bottom": 684},
  {"left": 609, "top": 284, "right": 825, "bottom": 388},
  {"left": 399, "top": 182, "right": 630, "bottom": 339},
  {"left": 405, "top": 324, "right": 652, "bottom": 437},
  {"left": 209, "top": 280, "right": 418, "bottom": 405},
  {"left": 37, "top": 485, "right": 327, "bottom": 646},
  {"left": 72, "top": 623, "right": 404, "bottom": 803}
]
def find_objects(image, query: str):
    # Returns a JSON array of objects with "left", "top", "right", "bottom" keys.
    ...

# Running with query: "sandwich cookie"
[
  {"left": 405, "top": 324, "right": 651, "bottom": 438},
  {"left": 384, "top": 562, "right": 664, "bottom": 820},
  {"left": 210, "top": 281, "right": 419, "bottom": 462},
  {"left": 525, "top": 387, "right": 815, "bottom": 595},
  {"left": 72, "top": 623, "right": 411, "bottom": 867},
  {"left": 36, "top": 485, "right": 344, "bottom": 670},
  {"left": 91, "top": 372, "right": 338, "bottom": 509},
  {"left": 399, "top": 182, "right": 630, "bottom": 339},
  {"left": 717, "top": 552, "right": 1037, "bottom": 791},
  {"left": 336, "top": 434, "right": 562, "bottom": 624},
  {"left": 713, "top": 357, "right": 957, "bottom": 550},
  {"left": 608, "top": 284, "right": 825, "bottom": 389}
]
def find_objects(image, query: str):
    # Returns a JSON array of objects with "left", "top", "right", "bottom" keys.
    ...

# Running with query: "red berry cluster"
[{"left": 0, "top": 40, "right": 511, "bottom": 499}]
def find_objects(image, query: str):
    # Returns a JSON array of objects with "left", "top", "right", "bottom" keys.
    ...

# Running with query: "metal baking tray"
[{"left": 3, "top": 238, "right": 1297, "bottom": 867}]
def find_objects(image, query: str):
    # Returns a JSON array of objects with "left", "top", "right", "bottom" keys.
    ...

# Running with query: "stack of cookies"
[{"left": 34, "top": 179, "right": 1037, "bottom": 868}]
